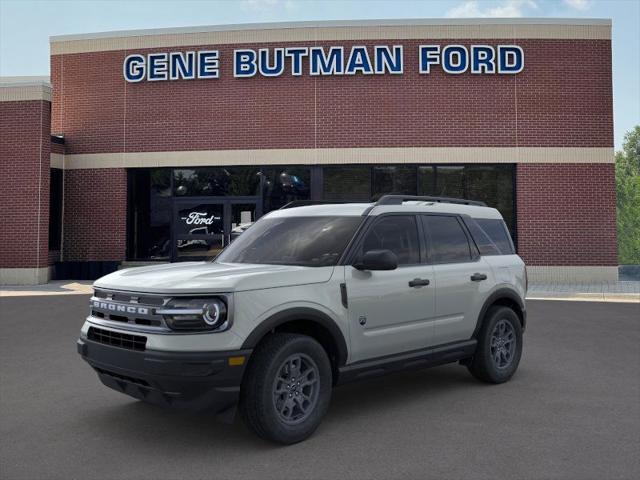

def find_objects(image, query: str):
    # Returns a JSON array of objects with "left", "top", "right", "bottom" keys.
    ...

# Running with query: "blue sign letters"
[{"left": 124, "top": 44, "right": 524, "bottom": 82}]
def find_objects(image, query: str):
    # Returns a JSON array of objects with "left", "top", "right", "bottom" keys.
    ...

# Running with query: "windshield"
[{"left": 216, "top": 216, "right": 362, "bottom": 267}]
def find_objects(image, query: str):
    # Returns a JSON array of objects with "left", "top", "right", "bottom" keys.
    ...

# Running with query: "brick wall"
[
  {"left": 0, "top": 100, "right": 50, "bottom": 269},
  {"left": 51, "top": 141, "right": 65, "bottom": 154},
  {"left": 516, "top": 163, "right": 617, "bottom": 266},
  {"left": 51, "top": 39, "right": 612, "bottom": 154},
  {"left": 62, "top": 168, "right": 127, "bottom": 261},
  {"left": 46, "top": 34, "right": 615, "bottom": 270}
]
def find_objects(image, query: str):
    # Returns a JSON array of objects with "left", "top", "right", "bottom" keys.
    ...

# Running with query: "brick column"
[
  {"left": 516, "top": 163, "right": 617, "bottom": 282},
  {"left": 0, "top": 79, "right": 52, "bottom": 285}
]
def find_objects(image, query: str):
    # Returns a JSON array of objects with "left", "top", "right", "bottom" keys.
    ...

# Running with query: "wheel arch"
[
  {"left": 241, "top": 307, "right": 349, "bottom": 379},
  {"left": 472, "top": 288, "right": 526, "bottom": 338}
]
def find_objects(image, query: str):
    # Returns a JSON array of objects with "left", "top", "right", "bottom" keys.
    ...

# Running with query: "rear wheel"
[
  {"left": 467, "top": 306, "right": 523, "bottom": 384},
  {"left": 240, "top": 333, "right": 332, "bottom": 444}
]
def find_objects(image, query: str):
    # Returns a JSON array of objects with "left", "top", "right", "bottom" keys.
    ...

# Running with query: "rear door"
[
  {"left": 421, "top": 215, "right": 492, "bottom": 345},
  {"left": 345, "top": 214, "right": 435, "bottom": 363}
]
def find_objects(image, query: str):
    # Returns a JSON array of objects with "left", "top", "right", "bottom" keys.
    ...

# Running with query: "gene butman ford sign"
[{"left": 123, "top": 44, "right": 524, "bottom": 82}]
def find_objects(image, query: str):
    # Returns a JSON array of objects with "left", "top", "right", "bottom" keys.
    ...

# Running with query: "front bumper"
[{"left": 77, "top": 338, "right": 251, "bottom": 413}]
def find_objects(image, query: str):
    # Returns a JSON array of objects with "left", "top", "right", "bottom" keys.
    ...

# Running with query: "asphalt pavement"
[{"left": 0, "top": 295, "right": 638, "bottom": 480}]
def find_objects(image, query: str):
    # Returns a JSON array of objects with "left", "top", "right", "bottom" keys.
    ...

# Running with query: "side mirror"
[{"left": 353, "top": 249, "right": 398, "bottom": 271}]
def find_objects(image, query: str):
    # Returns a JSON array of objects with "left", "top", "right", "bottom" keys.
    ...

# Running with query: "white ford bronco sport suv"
[{"left": 78, "top": 195, "right": 526, "bottom": 444}]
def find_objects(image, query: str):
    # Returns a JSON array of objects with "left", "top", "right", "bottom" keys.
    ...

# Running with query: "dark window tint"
[
  {"left": 465, "top": 165, "right": 514, "bottom": 234},
  {"left": 372, "top": 166, "right": 416, "bottom": 199},
  {"left": 173, "top": 167, "right": 260, "bottom": 197},
  {"left": 48, "top": 169, "right": 63, "bottom": 250},
  {"left": 464, "top": 218, "right": 501, "bottom": 256},
  {"left": 434, "top": 166, "right": 464, "bottom": 198},
  {"left": 417, "top": 166, "right": 436, "bottom": 195},
  {"left": 323, "top": 166, "right": 371, "bottom": 202},
  {"left": 476, "top": 219, "right": 515, "bottom": 254},
  {"left": 261, "top": 167, "right": 310, "bottom": 212},
  {"left": 216, "top": 216, "right": 361, "bottom": 267},
  {"left": 127, "top": 169, "right": 172, "bottom": 260},
  {"left": 423, "top": 215, "right": 472, "bottom": 263},
  {"left": 360, "top": 216, "right": 420, "bottom": 265}
]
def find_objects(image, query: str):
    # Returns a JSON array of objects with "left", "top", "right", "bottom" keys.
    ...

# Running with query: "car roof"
[{"left": 265, "top": 201, "right": 504, "bottom": 220}]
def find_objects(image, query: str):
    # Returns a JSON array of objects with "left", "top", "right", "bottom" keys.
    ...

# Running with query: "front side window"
[
  {"left": 359, "top": 215, "right": 420, "bottom": 265},
  {"left": 216, "top": 216, "right": 362, "bottom": 267},
  {"left": 423, "top": 215, "right": 472, "bottom": 264}
]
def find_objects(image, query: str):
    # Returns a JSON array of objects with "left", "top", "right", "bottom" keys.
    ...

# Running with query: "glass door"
[
  {"left": 229, "top": 201, "right": 259, "bottom": 244},
  {"left": 171, "top": 197, "right": 261, "bottom": 261},
  {"left": 173, "top": 201, "right": 225, "bottom": 261}
]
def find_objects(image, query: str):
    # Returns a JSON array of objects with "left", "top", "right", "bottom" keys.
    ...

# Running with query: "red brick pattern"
[
  {"left": 51, "top": 141, "right": 65, "bottom": 154},
  {"left": 62, "top": 169, "right": 127, "bottom": 261},
  {"left": 51, "top": 38, "right": 612, "bottom": 155},
  {"left": 0, "top": 100, "right": 50, "bottom": 268},
  {"left": 516, "top": 163, "right": 617, "bottom": 266},
  {"left": 44, "top": 35, "right": 616, "bottom": 268}
]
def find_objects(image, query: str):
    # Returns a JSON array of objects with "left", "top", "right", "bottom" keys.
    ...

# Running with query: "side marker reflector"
[{"left": 228, "top": 356, "right": 245, "bottom": 366}]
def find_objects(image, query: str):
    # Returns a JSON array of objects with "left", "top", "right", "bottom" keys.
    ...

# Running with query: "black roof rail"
[
  {"left": 375, "top": 195, "right": 487, "bottom": 207},
  {"left": 279, "top": 200, "right": 351, "bottom": 210}
]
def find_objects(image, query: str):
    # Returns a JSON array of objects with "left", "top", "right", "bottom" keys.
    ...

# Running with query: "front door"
[
  {"left": 345, "top": 214, "right": 436, "bottom": 363},
  {"left": 172, "top": 197, "right": 261, "bottom": 262}
]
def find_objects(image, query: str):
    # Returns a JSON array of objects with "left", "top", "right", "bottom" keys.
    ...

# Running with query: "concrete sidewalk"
[
  {"left": 0, "top": 281, "right": 93, "bottom": 297},
  {"left": 527, "top": 281, "right": 640, "bottom": 303},
  {"left": 1, "top": 279, "right": 639, "bottom": 303}
]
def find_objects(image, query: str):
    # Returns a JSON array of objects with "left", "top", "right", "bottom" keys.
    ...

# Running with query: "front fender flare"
[{"left": 240, "top": 307, "right": 349, "bottom": 367}]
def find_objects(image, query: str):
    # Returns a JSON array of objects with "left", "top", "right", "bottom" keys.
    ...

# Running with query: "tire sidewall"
[
  {"left": 257, "top": 336, "right": 332, "bottom": 443},
  {"left": 478, "top": 306, "right": 523, "bottom": 383}
]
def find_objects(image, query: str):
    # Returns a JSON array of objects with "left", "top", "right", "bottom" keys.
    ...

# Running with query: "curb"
[{"left": 526, "top": 294, "right": 640, "bottom": 303}]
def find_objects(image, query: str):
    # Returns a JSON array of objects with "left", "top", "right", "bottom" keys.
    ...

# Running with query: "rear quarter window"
[{"left": 472, "top": 218, "right": 515, "bottom": 255}]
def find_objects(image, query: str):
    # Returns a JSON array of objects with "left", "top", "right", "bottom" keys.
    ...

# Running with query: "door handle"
[
  {"left": 470, "top": 273, "right": 488, "bottom": 282},
  {"left": 408, "top": 278, "right": 430, "bottom": 287}
]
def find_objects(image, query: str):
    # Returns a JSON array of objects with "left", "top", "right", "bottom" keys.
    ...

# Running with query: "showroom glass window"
[
  {"left": 261, "top": 166, "right": 310, "bottom": 211},
  {"left": 173, "top": 167, "right": 261, "bottom": 197},
  {"left": 128, "top": 169, "right": 172, "bottom": 260},
  {"left": 372, "top": 166, "right": 417, "bottom": 198},
  {"left": 48, "top": 168, "right": 63, "bottom": 251},
  {"left": 323, "top": 166, "right": 371, "bottom": 202},
  {"left": 127, "top": 164, "right": 515, "bottom": 261}
]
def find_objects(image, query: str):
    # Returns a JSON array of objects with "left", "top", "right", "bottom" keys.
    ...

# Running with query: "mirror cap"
[{"left": 354, "top": 249, "right": 398, "bottom": 271}]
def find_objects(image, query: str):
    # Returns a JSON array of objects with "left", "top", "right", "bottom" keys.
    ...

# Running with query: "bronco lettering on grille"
[{"left": 92, "top": 300, "right": 149, "bottom": 315}]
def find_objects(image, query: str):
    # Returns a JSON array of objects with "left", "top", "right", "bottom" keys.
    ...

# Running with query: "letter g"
[{"left": 124, "top": 54, "right": 146, "bottom": 82}]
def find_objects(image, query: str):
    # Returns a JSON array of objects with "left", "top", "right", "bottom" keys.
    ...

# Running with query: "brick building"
[{"left": 0, "top": 18, "right": 616, "bottom": 284}]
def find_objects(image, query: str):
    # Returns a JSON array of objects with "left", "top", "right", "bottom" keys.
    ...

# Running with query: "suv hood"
[{"left": 93, "top": 262, "right": 335, "bottom": 294}]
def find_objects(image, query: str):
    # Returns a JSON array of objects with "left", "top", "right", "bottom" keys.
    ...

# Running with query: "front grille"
[
  {"left": 90, "top": 309, "right": 162, "bottom": 327},
  {"left": 95, "top": 289, "right": 164, "bottom": 306},
  {"left": 88, "top": 326, "right": 147, "bottom": 351},
  {"left": 90, "top": 289, "right": 169, "bottom": 331}
]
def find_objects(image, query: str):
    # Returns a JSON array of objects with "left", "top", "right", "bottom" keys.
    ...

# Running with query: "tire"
[
  {"left": 239, "top": 333, "right": 332, "bottom": 444},
  {"left": 467, "top": 306, "right": 523, "bottom": 384}
]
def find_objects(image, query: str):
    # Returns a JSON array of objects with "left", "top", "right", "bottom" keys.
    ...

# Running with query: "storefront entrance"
[{"left": 172, "top": 197, "right": 261, "bottom": 262}]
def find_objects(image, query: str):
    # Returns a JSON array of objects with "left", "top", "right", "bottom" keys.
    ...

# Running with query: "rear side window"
[
  {"left": 360, "top": 215, "right": 420, "bottom": 265},
  {"left": 476, "top": 219, "right": 515, "bottom": 254},
  {"left": 422, "top": 215, "right": 472, "bottom": 264}
]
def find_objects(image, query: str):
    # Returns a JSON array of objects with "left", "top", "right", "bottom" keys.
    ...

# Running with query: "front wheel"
[
  {"left": 467, "top": 306, "right": 523, "bottom": 384},
  {"left": 240, "top": 333, "right": 332, "bottom": 444}
]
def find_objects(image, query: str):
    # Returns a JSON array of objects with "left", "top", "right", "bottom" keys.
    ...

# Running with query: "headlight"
[{"left": 157, "top": 297, "right": 229, "bottom": 332}]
